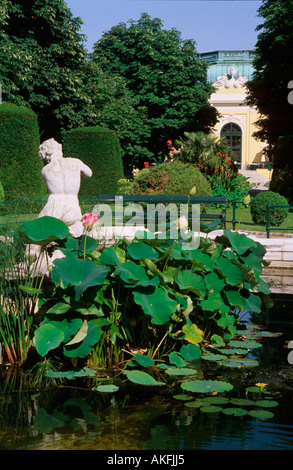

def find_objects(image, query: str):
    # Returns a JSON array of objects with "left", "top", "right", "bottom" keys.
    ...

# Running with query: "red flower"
[{"left": 227, "top": 173, "right": 232, "bottom": 178}]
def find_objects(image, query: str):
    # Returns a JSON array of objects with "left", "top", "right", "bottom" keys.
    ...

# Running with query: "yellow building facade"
[{"left": 200, "top": 51, "right": 268, "bottom": 172}]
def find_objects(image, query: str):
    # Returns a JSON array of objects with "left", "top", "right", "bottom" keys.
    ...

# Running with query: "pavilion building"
[{"left": 200, "top": 50, "right": 269, "bottom": 175}]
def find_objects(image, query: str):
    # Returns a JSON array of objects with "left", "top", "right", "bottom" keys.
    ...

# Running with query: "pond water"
[{"left": 1, "top": 300, "right": 293, "bottom": 452}]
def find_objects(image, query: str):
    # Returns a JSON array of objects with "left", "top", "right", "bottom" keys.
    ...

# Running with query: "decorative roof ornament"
[{"left": 213, "top": 65, "right": 248, "bottom": 89}]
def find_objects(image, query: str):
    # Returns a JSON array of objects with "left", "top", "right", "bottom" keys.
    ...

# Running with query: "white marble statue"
[
  {"left": 213, "top": 66, "right": 248, "bottom": 89},
  {"left": 38, "top": 138, "right": 92, "bottom": 237}
]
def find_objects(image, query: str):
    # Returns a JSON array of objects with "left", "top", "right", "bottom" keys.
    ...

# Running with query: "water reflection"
[{"left": 1, "top": 305, "right": 293, "bottom": 451}]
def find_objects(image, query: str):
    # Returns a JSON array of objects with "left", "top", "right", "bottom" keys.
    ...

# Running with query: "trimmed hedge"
[
  {"left": 62, "top": 126, "right": 124, "bottom": 198},
  {"left": 0, "top": 103, "right": 46, "bottom": 201},
  {"left": 250, "top": 190, "right": 289, "bottom": 226},
  {"left": 132, "top": 161, "right": 213, "bottom": 197},
  {"left": 0, "top": 182, "right": 4, "bottom": 202}
]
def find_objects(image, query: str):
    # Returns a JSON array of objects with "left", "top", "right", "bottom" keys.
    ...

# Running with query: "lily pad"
[
  {"left": 93, "top": 385, "right": 120, "bottom": 393},
  {"left": 229, "top": 398, "right": 255, "bottom": 407},
  {"left": 180, "top": 343, "right": 201, "bottom": 361},
  {"left": 165, "top": 368, "right": 197, "bottom": 376},
  {"left": 248, "top": 410, "right": 274, "bottom": 419},
  {"left": 222, "top": 408, "right": 248, "bottom": 417},
  {"left": 184, "top": 400, "right": 207, "bottom": 408},
  {"left": 255, "top": 400, "right": 278, "bottom": 408},
  {"left": 228, "top": 340, "right": 262, "bottom": 349},
  {"left": 181, "top": 379, "right": 233, "bottom": 394},
  {"left": 200, "top": 406, "right": 222, "bottom": 413},
  {"left": 173, "top": 394, "right": 193, "bottom": 401},
  {"left": 126, "top": 370, "right": 165, "bottom": 386},
  {"left": 202, "top": 397, "right": 230, "bottom": 405},
  {"left": 222, "top": 358, "right": 259, "bottom": 368}
]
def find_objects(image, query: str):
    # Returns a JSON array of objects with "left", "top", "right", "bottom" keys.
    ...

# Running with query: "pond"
[{"left": 1, "top": 301, "right": 293, "bottom": 453}]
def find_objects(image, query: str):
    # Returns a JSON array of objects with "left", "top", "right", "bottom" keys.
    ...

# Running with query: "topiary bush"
[
  {"left": 0, "top": 103, "right": 46, "bottom": 201},
  {"left": 132, "top": 161, "right": 213, "bottom": 197},
  {"left": 250, "top": 190, "right": 289, "bottom": 226},
  {"left": 62, "top": 126, "right": 124, "bottom": 198}
]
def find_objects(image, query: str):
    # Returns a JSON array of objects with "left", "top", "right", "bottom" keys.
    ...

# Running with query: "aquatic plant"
[{"left": 16, "top": 215, "right": 272, "bottom": 387}]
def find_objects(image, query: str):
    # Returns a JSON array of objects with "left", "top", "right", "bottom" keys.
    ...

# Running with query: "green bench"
[{"left": 96, "top": 194, "right": 228, "bottom": 230}]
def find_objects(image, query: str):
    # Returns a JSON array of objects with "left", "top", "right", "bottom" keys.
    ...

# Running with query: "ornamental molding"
[
  {"left": 217, "top": 115, "right": 246, "bottom": 136},
  {"left": 213, "top": 65, "right": 248, "bottom": 89}
]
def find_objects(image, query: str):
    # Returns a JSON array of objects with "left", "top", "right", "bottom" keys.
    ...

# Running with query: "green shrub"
[
  {"left": 0, "top": 182, "right": 4, "bottom": 202},
  {"left": 0, "top": 103, "right": 46, "bottom": 201},
  {"left": 250, "top": 190, "right": 289, "bottom": 226},
  {"left": 62, "top": 126, "right": 124, "bottom": 198},
  {"left": 132, "top": 161, "right": 213, "bottom": 197}
]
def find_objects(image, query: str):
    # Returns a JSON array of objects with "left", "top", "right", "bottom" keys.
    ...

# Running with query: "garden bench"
[{"left": 96, "top": 194, "right": 228, "bottom": 229}]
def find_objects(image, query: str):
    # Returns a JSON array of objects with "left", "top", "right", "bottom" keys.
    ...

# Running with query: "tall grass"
[{"left": 0, "top": 233, "right": 42, "bottom": 365}]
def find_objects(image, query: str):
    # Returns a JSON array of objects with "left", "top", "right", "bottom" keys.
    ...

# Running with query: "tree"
[
  {"left": 246, "top": 0, "right": 293, "bottom": 176},
  {"left": 91, "top": 13, "right": 218, "bottom": 163},
  {"left": 0, "top": 0, "right": 96, "bottom": 140},
  {"left": 86, "top": 63, "right": 150, "bottom": 169}
]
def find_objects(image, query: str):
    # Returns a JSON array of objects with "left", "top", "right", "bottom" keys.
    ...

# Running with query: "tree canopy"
[
  {"left": 246, "top": 0, "right": 293, "bottom": 172},
  {"left": 92, "top": 13, "right": 218, "bottom": 163},
  {"left": 0, "top": 0, "right": 96, "bottom": 139}
]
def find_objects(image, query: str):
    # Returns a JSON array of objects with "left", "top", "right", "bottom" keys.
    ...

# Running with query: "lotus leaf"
[
  {"left": 200, "top": 406, "right": 222, "bottom": 413},
  {"left": 173, "top": 394, "right": 193, "bottom": 401},
  {"left": 181, "top": 379, "right": 233, "bottom": 394},
  {"left": 127, "top": 242, "right": 159, "bottom": 260},
  {"left": 202, "top": 397, "right": 230, "bottom": 405},
  {"left": 168, "top": 351, "right": 186, "bottom": 367},
  {"left": 255, "top": 400, "right": 278, "bottom": 408},
  {"left": 215, "top": 258, "right": 244, "bottom": 286},
  {"left": 228, "top": 340, "right": 262, "bottom": 349},
  {"left": 222, "top": 408, "right": 248, "bottom": 416},
  {"left": 200, "top": 291, "right": 228, "bottom": 313},
  {"left": 99, "top": 246, "right": 122, "bottom": 266},
  {"left": 133, "top": 288, "right": 177, "bottom": 325},
  {"left": 60, "top": 235, "right": 97, "bottom": 256},
  {"left": 229, "top": 398, "right": 255, "bottom": 406},
  {"left": 46, "top": 302, "right": 72, "bottom": 315},
  {"left": 202, "top": 353, "right": 227, "bottom": 362},
  {"left": 187, "top": 249, "right": 214, "bottom": 271},
  {"left": 126, "top": 370, "right": 165, "bottom": 386},
  {"left": 225, "top": 290, "right": 246, "bottom": 311},
  {"left": 223, "top": 230, "right": 258, "bottom": 255},
  {"left": 34, "top": 323, "right": 65, "bottom": 357},
  {"left": 45, "top": 317, "right": 82, "bottom": 343},
  {"left": 115, "top": 261, "right": 159, "bottom": 287},
  {"left": 248, "top": 410, "right": 274, "bottom": 419},
  {"left": 135, "top": 354, "right": 155, "bottom": 367},
  {"left": 243, "top": 292, "right": 262, "bottom": 314},
  {"left": 182, "top": 322, "right": 203, "bottom": 345},
  {"left": 94, "top": 385, "right": 120, "bottom": 393},
  {"left": 179, "top": 343, "right": 201, "bottom": 361},
  {"left": 222, "top": 358, "right": 259, "bottom": 368},
  {"left": 46, "top": 367, "right": 96, "bottom": 380},
  {"left": 175, "top": 271, "right": 206, "bottom": 297},
  {"left": 204, "top": 272, "right": 225, "bottom": 291},
  {"left": 184, "top": 400, "right": 207, "bottom": 408},
  {"left": 20, "top": 216, "right": 70, "bottom": 246},
  {"left": 63, "top": 321, "right": 101, "bottom": 358},
  {"left": 165, "top": 368, "right": 197, "bottom": 376},
  {"left": 52, "top": 256, "right": 110, "bottom": 300}
]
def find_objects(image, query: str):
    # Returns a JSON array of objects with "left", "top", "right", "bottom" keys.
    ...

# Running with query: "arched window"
[{"left": 221, "top": 123, "right": 242, "bottom": 164}]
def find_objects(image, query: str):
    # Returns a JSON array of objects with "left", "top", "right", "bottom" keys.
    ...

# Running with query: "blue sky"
[{"left": 66, "top": 0, "right": 262, "bottom": 53}]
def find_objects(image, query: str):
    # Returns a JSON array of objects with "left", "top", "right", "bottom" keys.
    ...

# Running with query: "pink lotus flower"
[{"left": 82, "top": 213, "right": 99, "bottom": 229}]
